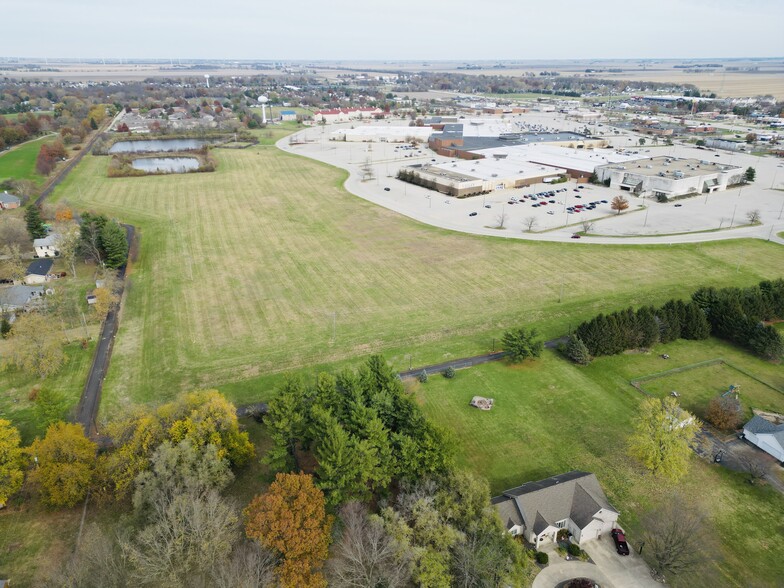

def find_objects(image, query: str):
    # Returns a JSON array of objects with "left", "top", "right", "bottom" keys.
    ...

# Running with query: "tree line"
[
  {"left": 566, "top": 279, "right": 784, "bottom": 364},
  {"left": 1, "top": 358, "right": 534, "bottom": 587}
]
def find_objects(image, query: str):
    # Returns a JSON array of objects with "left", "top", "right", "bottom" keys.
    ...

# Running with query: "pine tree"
[
  {"left": 101, "top": 221, "right": 128, "bottom": 269},
  {"left": 682, "top": 302, "right": 711, "bottom": 340},
  {"left": 24, "top": 205, "right": 47, "bottom": 239},
  {"left": 637, "top": 306, "right": 660, "bottom": 348},
  {"left": 657, "top": 300, "right": 682, "bottom": 343},
  {"left": 315, "top": 419, "right": 360, "bottom": 508},
  {"left": 565, "top": 335, "right": 591, "bottom": 365}
]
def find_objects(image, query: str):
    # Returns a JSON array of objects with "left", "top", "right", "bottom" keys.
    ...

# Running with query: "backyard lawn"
[
  {"left": 0, "top": 135, "right": 54, "bottom": 184},
  {"left": 45, "top": 143, "right": 784, "bottom": 416},
  {"left": 414, "top": 343, "right": 784, "bottom": 588}
]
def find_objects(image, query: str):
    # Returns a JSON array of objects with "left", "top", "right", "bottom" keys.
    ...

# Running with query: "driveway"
[
  {"left": 582, "top": 536, "right": 660, "bottom": 588},
  {"left": 533, "top": 536, "right": 660, "bottom": 588}
]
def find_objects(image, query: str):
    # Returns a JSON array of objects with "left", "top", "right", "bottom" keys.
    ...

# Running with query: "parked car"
[
  {"left": 469, "top": 212, "right": 478, "bottom": 217},
  {"left": 571, "top": 234, "right": 581, "bottom": 239},
  {"left": 484, "top": 204, "right": 492, "bottom": 208},
  {"left": 383, "top": 187, "right": 391, "bottom": 191},
  {"left": 611, "top": 529, "right": 630, "bottom": 555}
]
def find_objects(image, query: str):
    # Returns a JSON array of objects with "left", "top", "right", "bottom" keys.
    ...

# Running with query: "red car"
[
  {"left": 611, "top": 528, "right": 630, "bottom": 556},
  {"left": 571, "top": 234, "right": 581, "bottom": 239}
]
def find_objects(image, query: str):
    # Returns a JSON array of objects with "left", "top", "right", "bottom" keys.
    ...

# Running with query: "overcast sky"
[{"left": 5, "top": 0, "right": 783, "bottom": 61}]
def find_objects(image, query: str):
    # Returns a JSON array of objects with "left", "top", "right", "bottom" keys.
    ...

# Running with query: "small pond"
[
  {"left": 131, "top": 157, "right": 200, "bottom": 174},
  {"left": 110, "top": 138, "right": 209, "bottom": 153}
]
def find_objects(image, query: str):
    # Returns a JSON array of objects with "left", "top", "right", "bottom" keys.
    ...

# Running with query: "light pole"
[
  {"left": 643, "top": 205, "right": 650, "bottom": 227},
  {"left": 730, "top": 203, "right": 738, "bottom": 228}
]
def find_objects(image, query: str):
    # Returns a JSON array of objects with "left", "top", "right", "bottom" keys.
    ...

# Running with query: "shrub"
[
  {"left": 443, "top": 366, "right": 456, "bottom": 379},
  {"left": 567, "top": 543, "right": 581, "bottom": 557},
  {"left": 418, "top": 369, "right": 428, "bottom": 383},
  {"left": 535, "top": 551, "right": 549, "bottom": 565},
  {"left": 656, "top": 193, "right": 669, "bottom": 203}
]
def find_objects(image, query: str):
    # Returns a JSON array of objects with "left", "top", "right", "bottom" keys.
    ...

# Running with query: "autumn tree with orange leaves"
[{"left": 244, "top": 472, "right": 333, "bottom": 588}]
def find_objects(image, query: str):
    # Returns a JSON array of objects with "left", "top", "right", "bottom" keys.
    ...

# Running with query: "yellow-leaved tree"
[
  {"left": 0, "top": 419, "right": 25, "bottom": 508},
  {"left": 98, "top": 390, "right": 253, "bottom": 502},
  {"left": 28, "top": 422, "right": 97, "bottom": 507},
  {"left": 628, "top": 396, "right": 700, "bottom": 482}
]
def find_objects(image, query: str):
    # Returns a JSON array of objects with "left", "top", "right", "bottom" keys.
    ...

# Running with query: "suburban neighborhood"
[{"left": 0, "top": 4, "right": 783, "bottom": 588}]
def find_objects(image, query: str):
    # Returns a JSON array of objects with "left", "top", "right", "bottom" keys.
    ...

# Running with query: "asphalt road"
[{"left": 74, "top": 224, "right": 134, "bottom": 435}]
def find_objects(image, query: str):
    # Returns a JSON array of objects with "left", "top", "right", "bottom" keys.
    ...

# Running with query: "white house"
[
  {"left": 34, "top": 234, "right": 60, "bottom": 258},
  {"left": 743, "top": 415, "right": 784, "bottom": 462},
  {"left": 492, "top": 471, "right": 619, "bottom": 548},
  {"left": 280, "top": 110, "right": 298, "bottom": 121}
]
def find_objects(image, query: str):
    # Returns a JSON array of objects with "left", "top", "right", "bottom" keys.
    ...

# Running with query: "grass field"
[
  {"left": 47, "top": 142, "right": 784, "bottom": 416},
  {"left": 638, "top": 360, "right": 784, "bottom": 421},
  {"left": 0, "top": 135, "right": 54, "bottom": 184},
  {"left": 413, "top": 341, "right": 784, "bottom": 587}
]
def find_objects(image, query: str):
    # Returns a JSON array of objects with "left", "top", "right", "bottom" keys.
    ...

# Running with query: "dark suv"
[{"left": 611, "top": 528, "right": 630, "bottom": 556}]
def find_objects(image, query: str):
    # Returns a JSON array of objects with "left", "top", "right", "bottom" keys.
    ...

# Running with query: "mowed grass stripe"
[{"left": 49, "top": 148, "right": 784, "bottom": 410}]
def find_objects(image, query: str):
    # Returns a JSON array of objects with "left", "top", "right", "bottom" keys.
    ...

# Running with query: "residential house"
[
  {"left": 24, "top": 259, "right": 54, "bottom": 285},
  {"left": 0, "top": 191, "right": 21, "bottom": 210},
  {"left": 0, "top": 285, "right": 44, "bottom": 313},
  {"left": 34, "top": 234, "right": 60, "bottom": 258},
  {"left": 280, "top": 110, "right": 298, "bottom": 121},
  {"left": 492, "top": 471, "right": 619, "bottom": 548},
  {"left": 743, "top": 415, "right": 784, "bottom": 462}
]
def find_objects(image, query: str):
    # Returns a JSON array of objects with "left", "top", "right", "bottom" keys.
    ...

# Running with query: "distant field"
[
  {"left": 414, "top": 341, "right": 784, "bottom": 588},
  {"left": 49, "top": 144, "right": 784, "bottom": 415},
  {"left": 0, "top": 111, "right": 54, "bottom": 122},
  {"left": 638, "top": 360, "right": 784, "bottom": 421},
  {"left": 0, "top": 135, "right": 53, "bottom": 184}
]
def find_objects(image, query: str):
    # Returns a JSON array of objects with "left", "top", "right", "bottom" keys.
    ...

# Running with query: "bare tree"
[
  {"left": 523, "top": 216, "right": 538, "bottom": 232},
  {"left": 495, "top": 209, "right": 508, "bottom": 230},
  {"left": 642, "top": 495, "right": 709, "bottom": 579},
  {"left": 581, "top": 219, "right": 595, "bottom": 233},
  {"left": 43, "top": 523, "right": 132, "bottom": 588},
  {"left": 212, "top": 540, "right": 277, "bottom": 588},
  {"left": 122, "top": 490, "right": 240, "bottom": 587},
  {"left": 743, "top": 456, "right": 769, "bottom": 485},
  {"left": 1, "top": 244, "right": 27, "bottom": 283},
  {"left": 327, "top": 501, "right": 412, "bottom": 588},
  {"left": 746, "top": 209, "right": 761, "bottom": 225},
  {"left": 0, "top": 216, "right": 31, "bottom": 248},
  {"left": 55, "top": 223, "right": 81, "bottom": 278}
]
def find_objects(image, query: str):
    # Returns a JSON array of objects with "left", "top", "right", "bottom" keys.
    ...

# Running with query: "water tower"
[
  {"left": 257, "top": 95, "right": 268, "bottom": 124},
  {"left": 204, "top": 74, "right": 210, "bottom": 89}
]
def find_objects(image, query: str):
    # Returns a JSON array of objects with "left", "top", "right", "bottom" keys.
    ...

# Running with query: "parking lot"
[{"left": 280, "top": 115, "right": 784, "bottom": 245}]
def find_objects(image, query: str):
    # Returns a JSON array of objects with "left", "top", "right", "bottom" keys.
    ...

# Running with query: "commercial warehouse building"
[
  {"left": 595, "top": 156, "right": 743, "bottom": 198},
  {"left": 399, "top": 158, "right": 567, "bottom": 197}
]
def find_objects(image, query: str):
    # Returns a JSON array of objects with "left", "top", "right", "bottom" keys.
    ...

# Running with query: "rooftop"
[
  {"left": 598, "top": 156, "right": 741, "bottom": 179},
  {"left": 0, "top": 285, "right": 44, "bottom": 307},
  {"left": 26, "top": 258, "right": 54, "bottom": 276}
]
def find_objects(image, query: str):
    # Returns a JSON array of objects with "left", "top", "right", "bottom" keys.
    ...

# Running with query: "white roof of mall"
[
  {"left": 330, "top": 126, "right": 432, "bottom": 140},
  {"left": 430, "top": 157, "right": 566, "bottom": 183},
  {"left": 475, "top": 145, "right": 644, "bottom": 174}
]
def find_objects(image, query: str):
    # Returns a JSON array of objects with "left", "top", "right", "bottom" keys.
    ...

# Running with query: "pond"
[
  {"left": 110, "top": 138, "right": 208, "bottom": 153},
  {"left": 131, "top": 157, "right": 200, "bottom": 173}
]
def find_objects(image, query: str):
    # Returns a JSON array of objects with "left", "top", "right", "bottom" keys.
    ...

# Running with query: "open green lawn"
[
  {"left": 0, "top": 340, "right": 96, "bottom": 443},
  {"left": 46, "top": 144, "right": 784, "bottom": 416},
  {"left": 638, "top": 360, "right": 784, "bottom": 421},
  {"left": 414, "top": 344, "right": 784, "bottom": 588},
  {"left": 0, "top": 135, "right": 56, "bottom": 184}
]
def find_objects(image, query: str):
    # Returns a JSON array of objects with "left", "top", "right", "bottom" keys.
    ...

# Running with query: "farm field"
[
  {"left": 0, "top": 135, "right": 53, "bottom": 184},
  {"left": 48, "top": 142, "right": 784, "bottom": 416},
  {"left": 414, "top": 343, "right": 784, "bottom": 588}
]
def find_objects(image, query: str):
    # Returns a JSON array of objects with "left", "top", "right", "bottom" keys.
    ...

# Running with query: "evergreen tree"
[
  {"left": 748, "top": 324, "right": 784, "bottom": 360},
  {"left": 657, "top": 300, "right": 682, "bottom": 343},
  {"left": 24, "top": 205, "right": 47, "bottom": 239},
  {"left": 263, "top": 376, "right": 307, "bottom": 471},
  {"left": 637, "top": 306, "right": 660, "bottom": 348},
  {"left": 501, "top": 327, "right": 543, "bottom": 362},
  {"left": 682, "top": 302, "right": 711, "bottom": 340},
  {"left": 315, "top": 418, "right": 361, "bottom": 508},
  {"left": 565, "top": 335, "right": 591, "bottom": 365},
  {"left": 101, "top": 221, "right": 128, "bottom": 269}
]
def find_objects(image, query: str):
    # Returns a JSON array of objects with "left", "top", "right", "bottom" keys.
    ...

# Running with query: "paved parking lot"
[{"left": 280, "top": 116, "right": 784, "bottom": 246}]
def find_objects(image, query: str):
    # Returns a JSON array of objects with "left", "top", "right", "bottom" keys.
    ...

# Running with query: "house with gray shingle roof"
[
  {"left": 0, "top": 191, "right": 21, "bottom": 210},
  {"left": 492, "top": 471, "right": 619, "bottom": 548},
  {"left": 0, "top": 285, "right": 45, "bottom": 312},
  {"left": 743, "top": 415, "right": 784, "bottom": 462}
]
